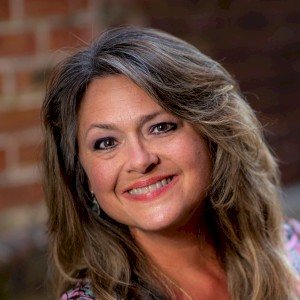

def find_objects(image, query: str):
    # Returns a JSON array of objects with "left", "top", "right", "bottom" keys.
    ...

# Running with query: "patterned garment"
[
  {"left": 61, "top": 219, "right": 300, "bottom": 300},
  {"left": 285, "top": 218, "right": 300, "bottom": 274},
  {"left": 61, "top": 282, "right": 96, "bottom": 300}
]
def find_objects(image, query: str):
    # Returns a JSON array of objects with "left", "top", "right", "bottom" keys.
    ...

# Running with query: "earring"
[{"left": 90, "top": 192, "right": 101, "bottom": 216}]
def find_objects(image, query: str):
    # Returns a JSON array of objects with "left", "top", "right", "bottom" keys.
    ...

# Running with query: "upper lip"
[{"left": 123, "top": 175, "right": 174, "bottom": 193}]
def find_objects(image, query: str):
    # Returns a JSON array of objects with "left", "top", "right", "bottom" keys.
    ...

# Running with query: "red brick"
[
  {"left": 0, "top": 0, "right": 10, "bottom": 20},
  {"left": 0, "top": 32, "right": 36, "bottom": 56},
  {"left": 16, "top": 71, "right": 34, "bottom": 93},
  {"left": 49, "top": 26, "right": 94, "bottom": 50},
  {"left": 24, "top": 0, "right": 69, "bottom": 17},
  {"left": 0, "top": 108, "right": 40, "bottom": 133},
  {"left": 69, "top": 0, "right": 90, "bottom": 11},
  {"left": 16, "top": 71, "right": 33, "bottom": 92},
  {"left": 0, "top": 73, "right": 3, "bottom": 96},
  {"left": 19, "top": 142, "right": 42, "bottom": 166},
  {"left": 0, "top": 148, "right": 5, "bottom": 172},
  {"left": 23, "top": 0, "right": 89, "bottom": 17},
  {"left": 0, "top": 182, "right": 43, "bottom": 211},
  {"left": 16, "top": 69, "right": 46, "bottom": 93}
]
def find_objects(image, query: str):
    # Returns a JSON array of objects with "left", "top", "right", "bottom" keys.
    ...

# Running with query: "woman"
[{"left": 42, "top": 26, "right": 300, "bottom": 299}]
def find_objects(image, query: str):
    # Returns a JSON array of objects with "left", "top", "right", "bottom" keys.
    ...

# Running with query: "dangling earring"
[{"left": 90, "top": 192, "right": 101, "bottom": 216}]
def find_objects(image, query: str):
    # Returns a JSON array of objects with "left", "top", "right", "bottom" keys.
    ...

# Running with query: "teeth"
[
  {"left": 128, "top": 177, "right": 173, "bottom": 195},
  {"left": 156, "top": 181, "right": 162, "bottom": 189}
]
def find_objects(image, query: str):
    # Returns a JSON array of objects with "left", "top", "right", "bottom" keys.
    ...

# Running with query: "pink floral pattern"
[
  {"left": 284, "top": 218, "right": 300, "bottom": 274},
  {"left": 61, "top": 282, "right": 96, "bottom": 299}
]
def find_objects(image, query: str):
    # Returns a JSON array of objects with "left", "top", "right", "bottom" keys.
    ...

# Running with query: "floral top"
[
  {"left": 61, "top": 283, "right": 96, "bottom": 300},
  {"left": 285, "top": 219, "right": 300, "bottom": 274},
  {"left": 61, "top": 219, "right": 300, "bottom": 300}
]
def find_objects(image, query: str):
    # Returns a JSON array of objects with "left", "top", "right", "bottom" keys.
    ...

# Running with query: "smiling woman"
[
  {"left": 77, "top": 75, "right": 211, "bottom": 234},
  {"left": 42, "top": 26, "right": 300, "bottom": 300}
]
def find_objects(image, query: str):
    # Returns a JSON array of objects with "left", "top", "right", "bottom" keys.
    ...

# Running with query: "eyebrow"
[{"left": 84, "top": 110, "right": 164, "bottom": 137}]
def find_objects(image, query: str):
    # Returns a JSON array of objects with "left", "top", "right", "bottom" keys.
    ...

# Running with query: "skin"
[
  {"left": 78, "top": 75, "right": 230, "bottom": 299},
  {"left": 78, "top": 75, "right": 212, "bottom": 235}
]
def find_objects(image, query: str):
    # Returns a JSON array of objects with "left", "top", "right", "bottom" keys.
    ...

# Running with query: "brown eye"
[
  {"left": 151, "top": 122, "right": 177, "bottom": 135},
  {"left": 94, "top": 137, "right": 117, "bottom": 150}
]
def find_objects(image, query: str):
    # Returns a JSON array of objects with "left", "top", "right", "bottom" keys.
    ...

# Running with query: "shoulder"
[
  {"left": 284, "top": 218, "right": 300, "bottom": 274},
  {"left": 60, "top": 281, "right": 97, "bottom": 300}
]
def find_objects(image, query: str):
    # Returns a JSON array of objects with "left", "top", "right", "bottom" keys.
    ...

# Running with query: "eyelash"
[
  {"left": 93, "top": 122, "right": 177, "bottom": 150},
  {"left": 94, "top": 137, "right": 117, "bottom": 150},
  {"left": 150, "top": 122, "right": 177, "bottom": 135}
]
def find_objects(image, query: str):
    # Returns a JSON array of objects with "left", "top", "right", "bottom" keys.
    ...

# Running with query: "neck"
[
  {"left": 131, "top": 225, "right": 223, "bottom": 300},
  {"left": 130, "top": 215, "right": 218, "bottom": 273},
  {"left": 130, "top": 214, "right": 230, "bottom": 300}
]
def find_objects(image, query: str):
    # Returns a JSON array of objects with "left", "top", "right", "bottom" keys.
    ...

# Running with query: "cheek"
[
  {"left": 84, "top": 160, "right": 116, "bottom": 195},
  {"left": 175, "top": 135, "right": 212, "bottom": 191},
  {"left": 172, "top": 134, "right": 211, "bottom": 170}
]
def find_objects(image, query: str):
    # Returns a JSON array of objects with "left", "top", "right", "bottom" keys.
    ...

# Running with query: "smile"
[{"left": 128, "top": 177, "right": 173, "bottom": 195}]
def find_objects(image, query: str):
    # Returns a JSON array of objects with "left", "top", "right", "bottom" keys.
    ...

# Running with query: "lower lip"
[{"left": 123, "top": 176, "right": 178, "bottom": 201}]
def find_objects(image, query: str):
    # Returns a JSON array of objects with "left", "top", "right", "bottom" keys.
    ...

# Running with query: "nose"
[{"left": 125, "top": 139, "right": 159, "bottom": 173}]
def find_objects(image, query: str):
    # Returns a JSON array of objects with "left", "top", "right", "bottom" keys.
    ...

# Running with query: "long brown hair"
[{"left": 42, "top": 26, "right": 298, "bottom": 299}]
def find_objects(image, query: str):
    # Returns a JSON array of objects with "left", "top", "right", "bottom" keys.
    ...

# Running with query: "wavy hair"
[{"left": 42, "top": 26, "right": 297, "bottom": 299}]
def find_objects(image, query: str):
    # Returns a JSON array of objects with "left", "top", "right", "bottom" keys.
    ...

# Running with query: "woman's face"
[{"left": 78, "top": 75, "right": 212, "bottom": 234}]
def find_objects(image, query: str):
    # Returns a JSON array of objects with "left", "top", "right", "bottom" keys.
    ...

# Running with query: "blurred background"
[{"left": 0, "top": 0, "right": 299, "bottom": 299}]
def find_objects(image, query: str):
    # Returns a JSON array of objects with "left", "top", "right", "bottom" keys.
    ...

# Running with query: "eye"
[
  {"left": 151, "top": 122, "right": 177, "bottom": 135},
  {"left": 94, "top": 137, "right": 118, "bottom": 150}
]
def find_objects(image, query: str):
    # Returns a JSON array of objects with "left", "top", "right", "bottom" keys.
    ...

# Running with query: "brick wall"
[
  {"left": 0, "top": 0, "right": 300, "bottom": 216},
  {"left": 0, "top": 1, "right": 105, "bottom": 296},
  {"left": 0, "top": 0, "right": 299, "bottom": 212},
  {"left": 0, "top": 0, "right": 299, "bottom": 298},
  {"left": 0, "top": 0, "right": 104, "bottom": 212}
]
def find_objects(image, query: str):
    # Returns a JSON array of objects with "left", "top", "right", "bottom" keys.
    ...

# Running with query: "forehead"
[{"left": 78, "top": 75, "right": 165, "bottom": 125}]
